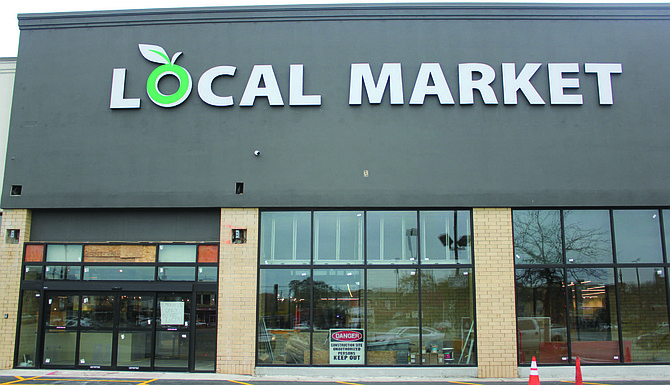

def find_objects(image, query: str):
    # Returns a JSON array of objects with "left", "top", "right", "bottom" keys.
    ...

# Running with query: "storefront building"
[{"left": 1, "top": 3, "right": 670, "bottom": 378}]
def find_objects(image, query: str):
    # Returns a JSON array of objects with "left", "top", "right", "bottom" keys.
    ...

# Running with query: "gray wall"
[
  {"left": 4, "top": 4, "right": 670, "bottom": 209},
  {"left": 30, "top": 209, "right": 220, "bottom": 242}
]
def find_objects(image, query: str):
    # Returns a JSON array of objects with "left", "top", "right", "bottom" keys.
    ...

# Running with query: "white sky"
[{"left": 1, "top": 0, "right": 668, "bottom": 58}]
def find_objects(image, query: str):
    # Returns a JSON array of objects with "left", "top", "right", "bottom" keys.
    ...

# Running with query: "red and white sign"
[{"left": 330, "top": 329, "right": 365, "bottom": 365}]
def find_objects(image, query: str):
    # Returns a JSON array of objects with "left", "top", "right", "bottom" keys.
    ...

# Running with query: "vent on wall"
[
  {"left": 235, "top": 182, "right": 244, "bottom": 195},
  {"left": 10, "top": 185, "right": 22, "bottom": 196}
]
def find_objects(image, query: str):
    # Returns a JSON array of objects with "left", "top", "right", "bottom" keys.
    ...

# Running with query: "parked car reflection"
[
  {"left": 372, "top": 326, "right": 444, "bottom": 348},
  {"left": 636, "top": 324, "right": 670, "bottom": 350}
]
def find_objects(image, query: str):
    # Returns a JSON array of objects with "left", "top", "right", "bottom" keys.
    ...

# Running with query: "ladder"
[
  {"left": 459, "top": 319, "right": 475, "bottom": 364},
  {"left": 259, "top": 319, "right": 274, "bottom": 362}
]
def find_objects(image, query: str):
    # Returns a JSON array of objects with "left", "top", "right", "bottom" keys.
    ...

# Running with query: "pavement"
[{"left": 1, "top": 368, "right": 670, "bottom": 385}]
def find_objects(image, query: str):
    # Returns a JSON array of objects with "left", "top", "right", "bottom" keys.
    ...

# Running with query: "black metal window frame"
[
  {"left": 256, "top": 208, "right": 477, "bottom": 367},
  {"left": 513, "top": 207, "right": 670, "bottom": 366},
  {"left": 15, "top": 242, "right": 219, "bottom": 372}
]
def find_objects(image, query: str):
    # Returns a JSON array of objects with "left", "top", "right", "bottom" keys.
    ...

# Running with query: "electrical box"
[
  {"left": 6, "top": 229, "right": 20, "bottom": 244},
  {"left": 232, "top": 228, "right": 247, "bottom": 244}
]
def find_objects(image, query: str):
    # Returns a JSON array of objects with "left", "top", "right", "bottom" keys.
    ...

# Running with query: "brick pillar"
[
  {"left": 217, "top": 208, "right": 258, "bottom": 375},
  {"left": 0, "top": 209, "right": 31, "bottom": 369},
  {"left": 473, "top": 208, "right": 518, "bottom": 378}
]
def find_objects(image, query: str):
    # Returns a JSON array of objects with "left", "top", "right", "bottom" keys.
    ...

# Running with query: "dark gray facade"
[{"left": 4, "top": 4, "right": 670, "bottom": 209}]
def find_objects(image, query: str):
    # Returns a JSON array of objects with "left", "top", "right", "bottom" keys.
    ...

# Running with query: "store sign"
[
  {"left": 329, "top": 329, "right": 365, "bottom": 364},
  {"left": 110, "top": 44, "right": 622, "bottom": 109}
]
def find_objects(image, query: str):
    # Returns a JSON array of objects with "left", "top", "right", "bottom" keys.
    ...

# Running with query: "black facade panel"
[
  {"left": 29, "top": 208, "right": 220, "bottom": 242},
  {"left": 4, "top": 5, "right": 670, "bottom": 209}
]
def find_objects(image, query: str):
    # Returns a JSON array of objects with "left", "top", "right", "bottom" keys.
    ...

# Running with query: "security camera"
[{"left": 253, "top": 150, "right": 261, "bottom": 156}]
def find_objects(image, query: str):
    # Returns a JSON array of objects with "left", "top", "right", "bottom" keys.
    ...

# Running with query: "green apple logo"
[{"left": 139, "top": 44, "right": 192, "bottom": 108}]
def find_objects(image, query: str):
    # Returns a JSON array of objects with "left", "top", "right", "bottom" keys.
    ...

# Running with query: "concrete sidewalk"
[{"left": 1, "top": 366, "right": 669, "bottom": 383}]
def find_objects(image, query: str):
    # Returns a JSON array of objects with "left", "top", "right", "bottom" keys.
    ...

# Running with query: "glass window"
[
  {"left": 257, "top": 269, "right": 311, "bottom": 365},
  {"left": 155, "top": 331, "right": 189, "bottom": 368},
  {"left": 83, "top": 266, "right": 155, "bottom": 281},
  {"left": 367, "top": 269, "right": 420, "bottom": 365},
  {"left": 45, "top": 266, "right": 80, "bottom": 280},
  {"left": 81, "top": 295, "right": 114, "bottom": 328},
  {"left": 261, "top": 212, "right": 311, "bottom": 265},
  {"left": 43, "top": 330, "right": 76, "bottom": 365},
  {"left": 195, "top": 292, "right": 216, "bottom": 371},
  {"left": 567, "top": 268, "right": 619, "bottom": 363},
  {"left": 45, "top": 294, "right": 79, "bottom": 327},
  {"left": 117, "top": 331, "right": 152, "bottom": 367},
  {"left": 198, "top": 266, "right": 218, "bottom": 282},
  {"left": 421, "top": 211, "right": 472, "bottom": 264},
  {"left": 83, "top": 245, "right": 155, "bottom": 263},
  {"left": 422, "top": 269, "right": 475, "bottom": 365},
  {"left": 119, "top": 295, "right": 154, "bottom": 328},
  {"left": 618, "top": 267, "right": 669, "bottom": 362},
  {"left": 158, "top": 266, "right": 196, "bottom": 281},
  {"left": 311, "top": 269, "right": 364, "bottom": 365},
  {"left": 564, "top": 210, "right": 613, "bottom": 264},
  {"left": 78, "top": 332, "right": 112, "bottom": 366},
  {"left": 314, "top": 211, "right": 363, "bottom": 264},
  {"left": 46, "top": 245, "right": 83, "bottom": 262},
  {"left": 514, "top": 210, "right": 562, "bottom": 264},
  {"left": 257, "top": 210, "right": 477, "bottom": 367},
  {"left": 24, "top": 266, "right": 43, "bottom": 280},
  {"left": 613, "top": 210, "right": 663, "bottom": 263},
  {"left": 158, "top": 244, "right": 197, "bottom": 263},
  {"left": 516, "top": 268, "right": 567, "bottom": 364},
  {"left": 367, "top": 211, "right": 417, "bottom": 265},
  {"left": 16, "top": 291, "right": 40, "bottom": 367}
]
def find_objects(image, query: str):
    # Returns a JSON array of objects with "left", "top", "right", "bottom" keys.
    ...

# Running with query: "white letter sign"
[
  {"left": 548, "top": 63, "right": 583, "bottom": 105},
  {"left": 502, "top": 63, "right": 545, "bottom": 105},
  {"left": 409, "top": 63, "right": 455, "bottom": 105},
  {"left": 458, "top": 63, "right": 498, "bottom": 104},
  {"left": 240, "top": 65, "right": 285, "bottom": 106},
  {"left": 349, "top": 63, "right": 404, "bottom": 105},
  {"left": 585, "top": 63, "right": 622, "bottom": 105}
]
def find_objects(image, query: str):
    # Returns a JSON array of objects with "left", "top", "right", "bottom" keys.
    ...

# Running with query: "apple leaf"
[
  {"left": 171, "top": 52, "right": 183, "bottom": 65},
  {"left": 138, "top": 44, "right": 170, "bottom": 65}
]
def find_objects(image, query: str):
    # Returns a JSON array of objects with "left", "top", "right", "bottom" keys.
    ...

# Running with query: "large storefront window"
[
  {"left": 515, "top": 268, "right": 566, "bottom": 364},
  {"left": 257, "top": 210, "right": 476, "bottom": 367},
  {"left": 16, "top": 243, "right": 218, "bottom": 372},
  {"left": 513, "top": 209, "right": 670, "bottom": 365},
  {"left": 16, "top": 291, "right": 40, "bottom": 367}
]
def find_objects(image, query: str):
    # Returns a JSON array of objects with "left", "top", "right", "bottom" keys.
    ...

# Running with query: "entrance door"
[
  {"left": 116, "top": 293, "right": 155, "bottom": 369},
  {"left": 42, "top": 292, "right": 116, "bottom": 369},
  {"left": 154, "top": 293, "right": 191, "bottom": 370},
  {"left": 41, "top": 291, "right": 193, "bottom": 371},
  {"left": 42, "top": 293, "right": 80, "bottom": 367}
]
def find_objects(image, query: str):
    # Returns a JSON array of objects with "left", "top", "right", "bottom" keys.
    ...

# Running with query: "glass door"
[
  {"left": 154, "top": 293, "right": 192, "bottom": 369},
  {"left": 117, "top": 293, "right": 154, "bottom": 370},
  {"left": 43, "top": 293, "right": 79, "bottom": 367},
  {"left": 42, "top": 292, "right": 116, "bottom": 369},
  {"left": 40, "top": 290, "right": 201, "bottom": 371},
  {"left": 77, "top": 294, "right": 115, "bottom": 368}
]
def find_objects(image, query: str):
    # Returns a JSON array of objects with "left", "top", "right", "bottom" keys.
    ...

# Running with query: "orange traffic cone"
[
  {"left": 575, "top": 356, "right": 583, "bottom": 385},
  {"left": 529, "top": 356, "right": 541, "bottom": 385}
]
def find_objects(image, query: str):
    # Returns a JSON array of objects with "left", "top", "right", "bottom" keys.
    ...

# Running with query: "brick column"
[
  {"left": 0, "top": 209, "right": 31, "bottom": 369},
  {"left": 217, "top": 208, "right": 259, "bottom": 375},
  {"left": 473, "top": 208, "right": 517, "bottom": 378}
]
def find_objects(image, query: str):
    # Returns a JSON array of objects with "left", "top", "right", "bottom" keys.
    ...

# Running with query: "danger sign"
[{"left": 329, "top": 329, "right": 365, "bottom": 365}]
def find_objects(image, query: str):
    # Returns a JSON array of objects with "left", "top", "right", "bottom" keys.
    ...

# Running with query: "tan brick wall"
[
  {"left": 473, "top": 208, "right": 518, "bottom": 378},
  {"left": 0, "top": 209, "right": 32, "bottom": 369},
  {"left": 217, "top": 208, "right": 258, "bottom": 375}
]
